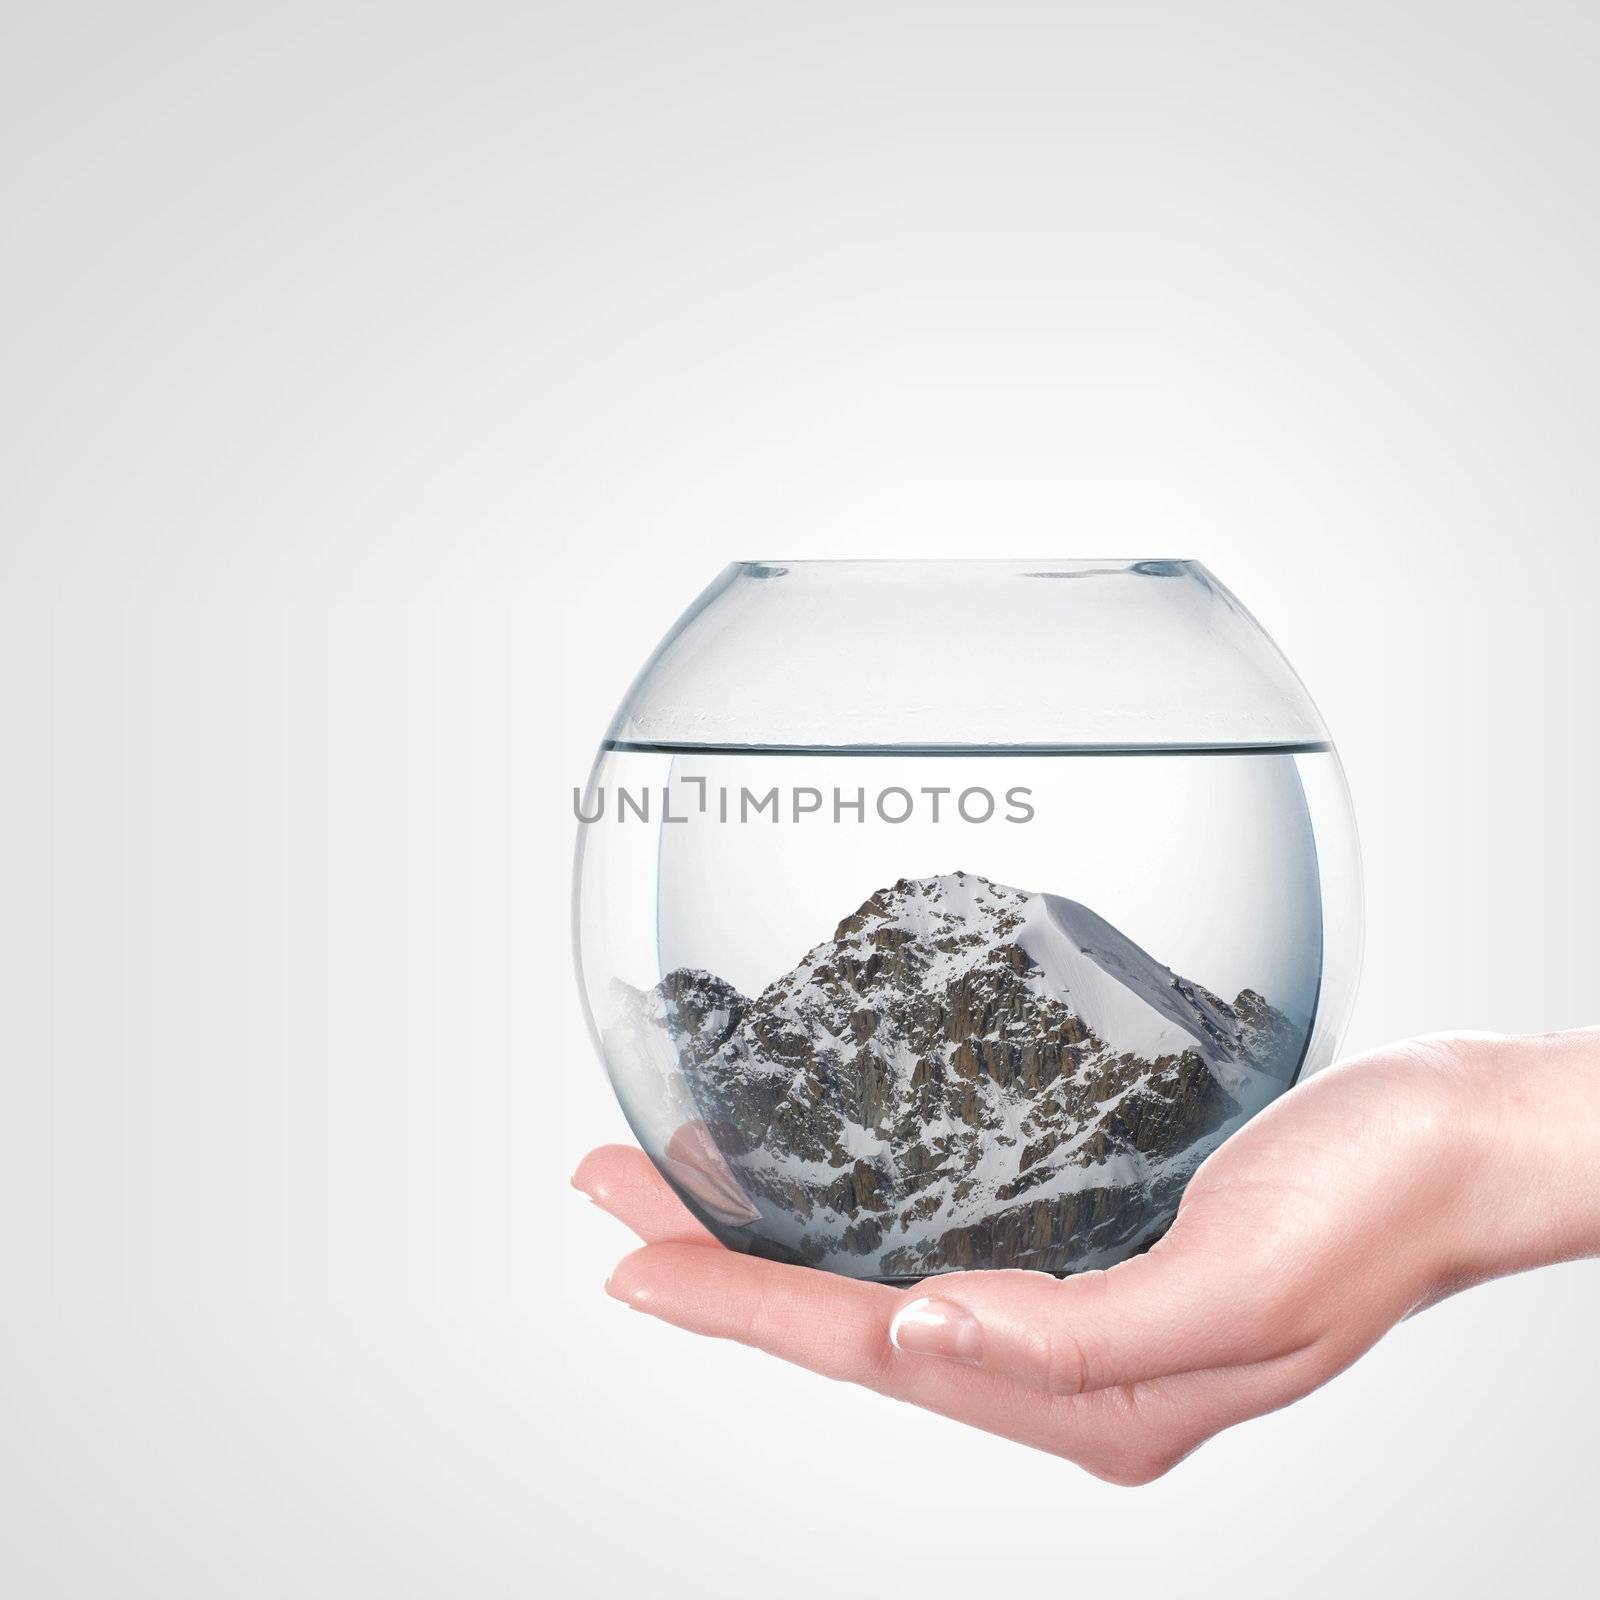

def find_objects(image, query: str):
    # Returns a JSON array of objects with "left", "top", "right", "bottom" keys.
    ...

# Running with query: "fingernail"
[
  {"left": 889, "top": 1297, "right": 983, "bottom": 1365},
  {"left": 605, "top": 1270, "right": 650, "bottom": 1310}
]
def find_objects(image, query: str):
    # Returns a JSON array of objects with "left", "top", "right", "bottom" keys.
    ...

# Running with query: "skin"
[{"left": 573, "top": 1030, "right": 1600, "bottom": 1484}]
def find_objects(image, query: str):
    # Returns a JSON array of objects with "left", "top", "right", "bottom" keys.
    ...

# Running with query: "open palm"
[{"left": 575, "top": 1037, "right": 1528, "bottom": 1482}]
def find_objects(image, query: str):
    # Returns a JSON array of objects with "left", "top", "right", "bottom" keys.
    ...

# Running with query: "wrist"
[{"left": 1448, "top": 1028, "right": 1600, "bottom": 1286}]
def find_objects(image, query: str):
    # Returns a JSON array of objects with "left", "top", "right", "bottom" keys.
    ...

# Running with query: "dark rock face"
[{"left": 620, "top": 873, "right": 1301, "bottom": 1278}]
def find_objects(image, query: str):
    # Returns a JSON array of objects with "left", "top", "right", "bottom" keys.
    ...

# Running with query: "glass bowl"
[{"left": 574, "top": 560, "right": 1361, "bottom": 1281}]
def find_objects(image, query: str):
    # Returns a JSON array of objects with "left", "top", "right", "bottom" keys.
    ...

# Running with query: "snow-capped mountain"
[{"left": 604, "top": 872, "right": 1302, "bottom": 1277}]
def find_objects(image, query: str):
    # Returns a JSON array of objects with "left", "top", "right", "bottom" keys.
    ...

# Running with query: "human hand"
[{"left": 574, "top": 1030, "right": 1600, "bottom": 1483}]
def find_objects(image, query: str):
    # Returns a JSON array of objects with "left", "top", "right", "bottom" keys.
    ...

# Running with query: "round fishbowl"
[{"left": 574, "top": 559, "right": 1361, "bottom": 1281}]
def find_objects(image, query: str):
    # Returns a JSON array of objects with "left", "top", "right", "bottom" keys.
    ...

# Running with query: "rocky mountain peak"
[{"left": 605, "top": 872, "right": 1304, "bottom": 1278}]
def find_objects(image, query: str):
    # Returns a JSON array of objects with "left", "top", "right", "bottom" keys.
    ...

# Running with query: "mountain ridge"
[{"left": 605, "top": 872, "right": 1301, "bottom": 1276}]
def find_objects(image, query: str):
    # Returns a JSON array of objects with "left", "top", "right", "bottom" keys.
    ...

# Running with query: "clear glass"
[{"left": 574, "top": 560, "right": 1361, "bottom": 1281}]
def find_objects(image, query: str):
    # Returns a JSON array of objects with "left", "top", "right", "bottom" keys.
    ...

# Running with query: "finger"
[
  {"left": 603, "top": 1241, "right": 1336, "bottom": 1483},
  {"left": 660, "top": 1121, "right": 762, "bottom": 1225},
  {"left": 608, "top": 1241, "right": 903, "bottom": 1381},
  {"left": 883, "top": 1224, "right": 1311, "bottom": 1395},
  {"left": 588, "top": 1151, "right": 1313, "bottom": 1394},
  {"left": 572, "top": 1145, "right": 720, "bottom": 1246},
  {"left": 604, "top": 1239, "right": 1101, "bottom": 1461}
]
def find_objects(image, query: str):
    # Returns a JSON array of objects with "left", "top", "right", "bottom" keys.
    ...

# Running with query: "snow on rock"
[{"left": 604, "top": 872, "right": 1305, "bottom": 1278}]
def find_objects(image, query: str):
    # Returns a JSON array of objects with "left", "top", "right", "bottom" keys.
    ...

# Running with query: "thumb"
[{"left": 887, "top": 1236, "right": 1305, "bottom": 1394}]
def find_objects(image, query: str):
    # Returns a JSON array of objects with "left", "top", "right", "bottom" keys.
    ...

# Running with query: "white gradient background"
[{"left": 3, "top": 3, "right": 1597, "bottom": 1596}]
